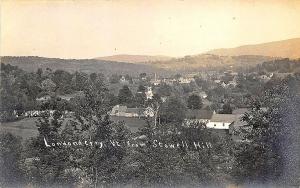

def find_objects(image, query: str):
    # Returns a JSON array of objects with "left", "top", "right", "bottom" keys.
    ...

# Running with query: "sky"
[{"left": 1, "top": 0, "right": 300, "bottom": 59}]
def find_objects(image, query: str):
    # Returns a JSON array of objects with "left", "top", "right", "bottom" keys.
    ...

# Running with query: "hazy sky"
[{"left": 1, "top": 0, "right": 300, "bottom": 59}]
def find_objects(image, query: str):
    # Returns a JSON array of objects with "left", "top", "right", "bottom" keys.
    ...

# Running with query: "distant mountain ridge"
[
  {"left": 0, "top": 54, "right": 275, "bottom": 75},
  {"left": 148, "top": 54, "right": 274, "bottom": 71},
  {"left": 207, "top": 38, "right": 300, "bottom": 59},
  {"left": 0, "top": 56, "right": 166, "bottom": 75},
  {"left": 96, "top": 54, "right": 172, "bottom": 63},
  {"left": 2, "top": 38, "right": 299, "bottom": 74}
]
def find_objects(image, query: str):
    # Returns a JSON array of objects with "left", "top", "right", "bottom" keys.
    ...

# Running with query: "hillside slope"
[
  {"left": 207, "top": 38, "right": 300, "bottom": 59},
  {"left": 96, "top": 54, "right": 172, "bottom": 63},
  {"left": 0, "top": 56, "right": 166, "bottom": 75}
]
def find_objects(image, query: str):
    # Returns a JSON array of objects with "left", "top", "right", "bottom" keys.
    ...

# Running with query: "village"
[{"left": 4, "top": 64, "right": 294, "bottom": 144}]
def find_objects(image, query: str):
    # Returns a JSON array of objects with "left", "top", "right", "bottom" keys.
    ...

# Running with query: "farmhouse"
[
  {"left": 110, "top": 105, "right": 154, "bottom": 118},
  {"left": 206, "top": 114, "right": 238, "bottom": 134}
]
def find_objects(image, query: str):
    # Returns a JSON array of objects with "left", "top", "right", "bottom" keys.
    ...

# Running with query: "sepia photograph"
[{"left": 0, "top": 0, "right": 300, "bottom": 187}]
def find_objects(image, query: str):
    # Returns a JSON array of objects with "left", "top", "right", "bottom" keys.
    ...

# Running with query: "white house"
[{"left": 206, "top": 114, "right": 238, "bottom": 131}]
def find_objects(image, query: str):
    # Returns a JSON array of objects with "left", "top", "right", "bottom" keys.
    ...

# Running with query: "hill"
[
  {"left": 1, "top": 55, "right": 274, "bottom": 75},
  {"left": 0, "top": 56, "right": 166, "bottom": 75},
  {"left": 96, "top": 54, "right": 172, "bottom": 63},
  {"left": 207, "top": 38, "right": 300, "bottom": 59},
  {"left": 148, "top": 54, "right": 274, "bottom": 72}
]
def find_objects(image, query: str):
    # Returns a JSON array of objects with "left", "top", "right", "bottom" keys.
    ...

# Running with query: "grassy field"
[
  {"left": 0, "top": 118, "right": 39, "bottom": 140},
  {"left": 0, "top": 116, "right": 151, "bottom": 141}
]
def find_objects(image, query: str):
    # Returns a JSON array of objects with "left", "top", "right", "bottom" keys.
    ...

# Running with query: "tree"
[
  {"left": 109, "top": 74, "right": 120, "bottom": 84},
  {"left": 36, "top": 68, "right": 43, "bottom": 81},
  {"left": 52, "top": 70, "right": 73, "bottom": 94},
  {"left": 157, "top": 83, "right": 172, "bottom": 97},
  {"left": 232, "top": 79, "right": 300, "bottom": 186},
  {"left": 219, "top": 103, "right": 232, "bottom": 114},
  {"left": 139, "top": 73, "right": 147, "bottom": 80},
  {"left": 118, "top": 85, "right": 133, "bottom": 104},
  {"left": 187, "top": 94, "right": 203, "bottom": 109},
  {"left": 89, "top": 72, "right": 97, "bottom": 82},
  {"left": 135, "top": 92, "right": 146, "bottom": 107},
  {"left": 23, "top": 77, "right": 132, "bottom": 187},
  {"left": 66, "top": 78, "right": 131, "bottom": 187},
  {"left": 174, "top": 73, "right": 181, "bottom": 79},
  {"left": 137, "top": 84, "right": 145, "bottom": 93},
  {"left": 41, "top": 78, "right": 56, "bottom": 92},
  {"left": 71, "top": 71, "right": 88, "bottom": 91},
  {"left": 160, "top": 97, "right": 186, "bottom": 123},
  {"left": 125, "top": 74, "right": 133, "bottom": 84},
  {"left": 0, "top": 132, "right": 24, "bottom": 187}
]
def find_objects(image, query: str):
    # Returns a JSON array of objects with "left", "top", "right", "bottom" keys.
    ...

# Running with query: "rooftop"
[
  {"left": 186, "top": 109, "right": 213, "bottom": 120},
  {"left": 210, "top": 114, "right": 238, "bottom": 123}
]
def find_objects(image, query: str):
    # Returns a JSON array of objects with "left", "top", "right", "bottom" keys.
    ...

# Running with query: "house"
[
  {"left": 221, "top": 80, "right": 237, "bottom": 88},
  {"left": 110, "top": 105, "right": 135, "bottom": 117},
  {"left": 221, "top": 82, "right": 228, "bottom": 88},
  {"left": 120, "top": 76, "right": 129, "bottom": 84},
  {"left": 120, "top": 76, "right": 126, "bottom": 83},
  {"left": 36, "top": 95, "right": 51, "bottom": 102},
  {"left": 110, "top": 105, "right": 154, "bottom": 118},
  {"left": 150, "top": 79, "right": 161, "bottom": 86},
  {"left": 178, "top": 77, "right": 193, "bottom": 84},
  {"left": 162, "top": 78, "right": 176, "bottom": 86},
  {"left": 199, "top": 91, "right": 208, "bottom": 99},
  {"left": 258, "top": 75, "right": 271, "bottom": 82},
  {"left": 183, "top": 110, "right": 213, "bottom": 127},
  {"left": 228, "top": 80, "right": 238, "bottom": 87},
  {"left": 206, "top": 114, "right": 238, "bottom": 134}
]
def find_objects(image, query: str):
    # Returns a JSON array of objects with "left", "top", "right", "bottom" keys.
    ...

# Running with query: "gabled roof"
[
  {"left": 186, "top": 110, "right": 213, "bottom": 120},
  {"left": 210, "top": 114, "right": 237, "bottom": 123}
]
